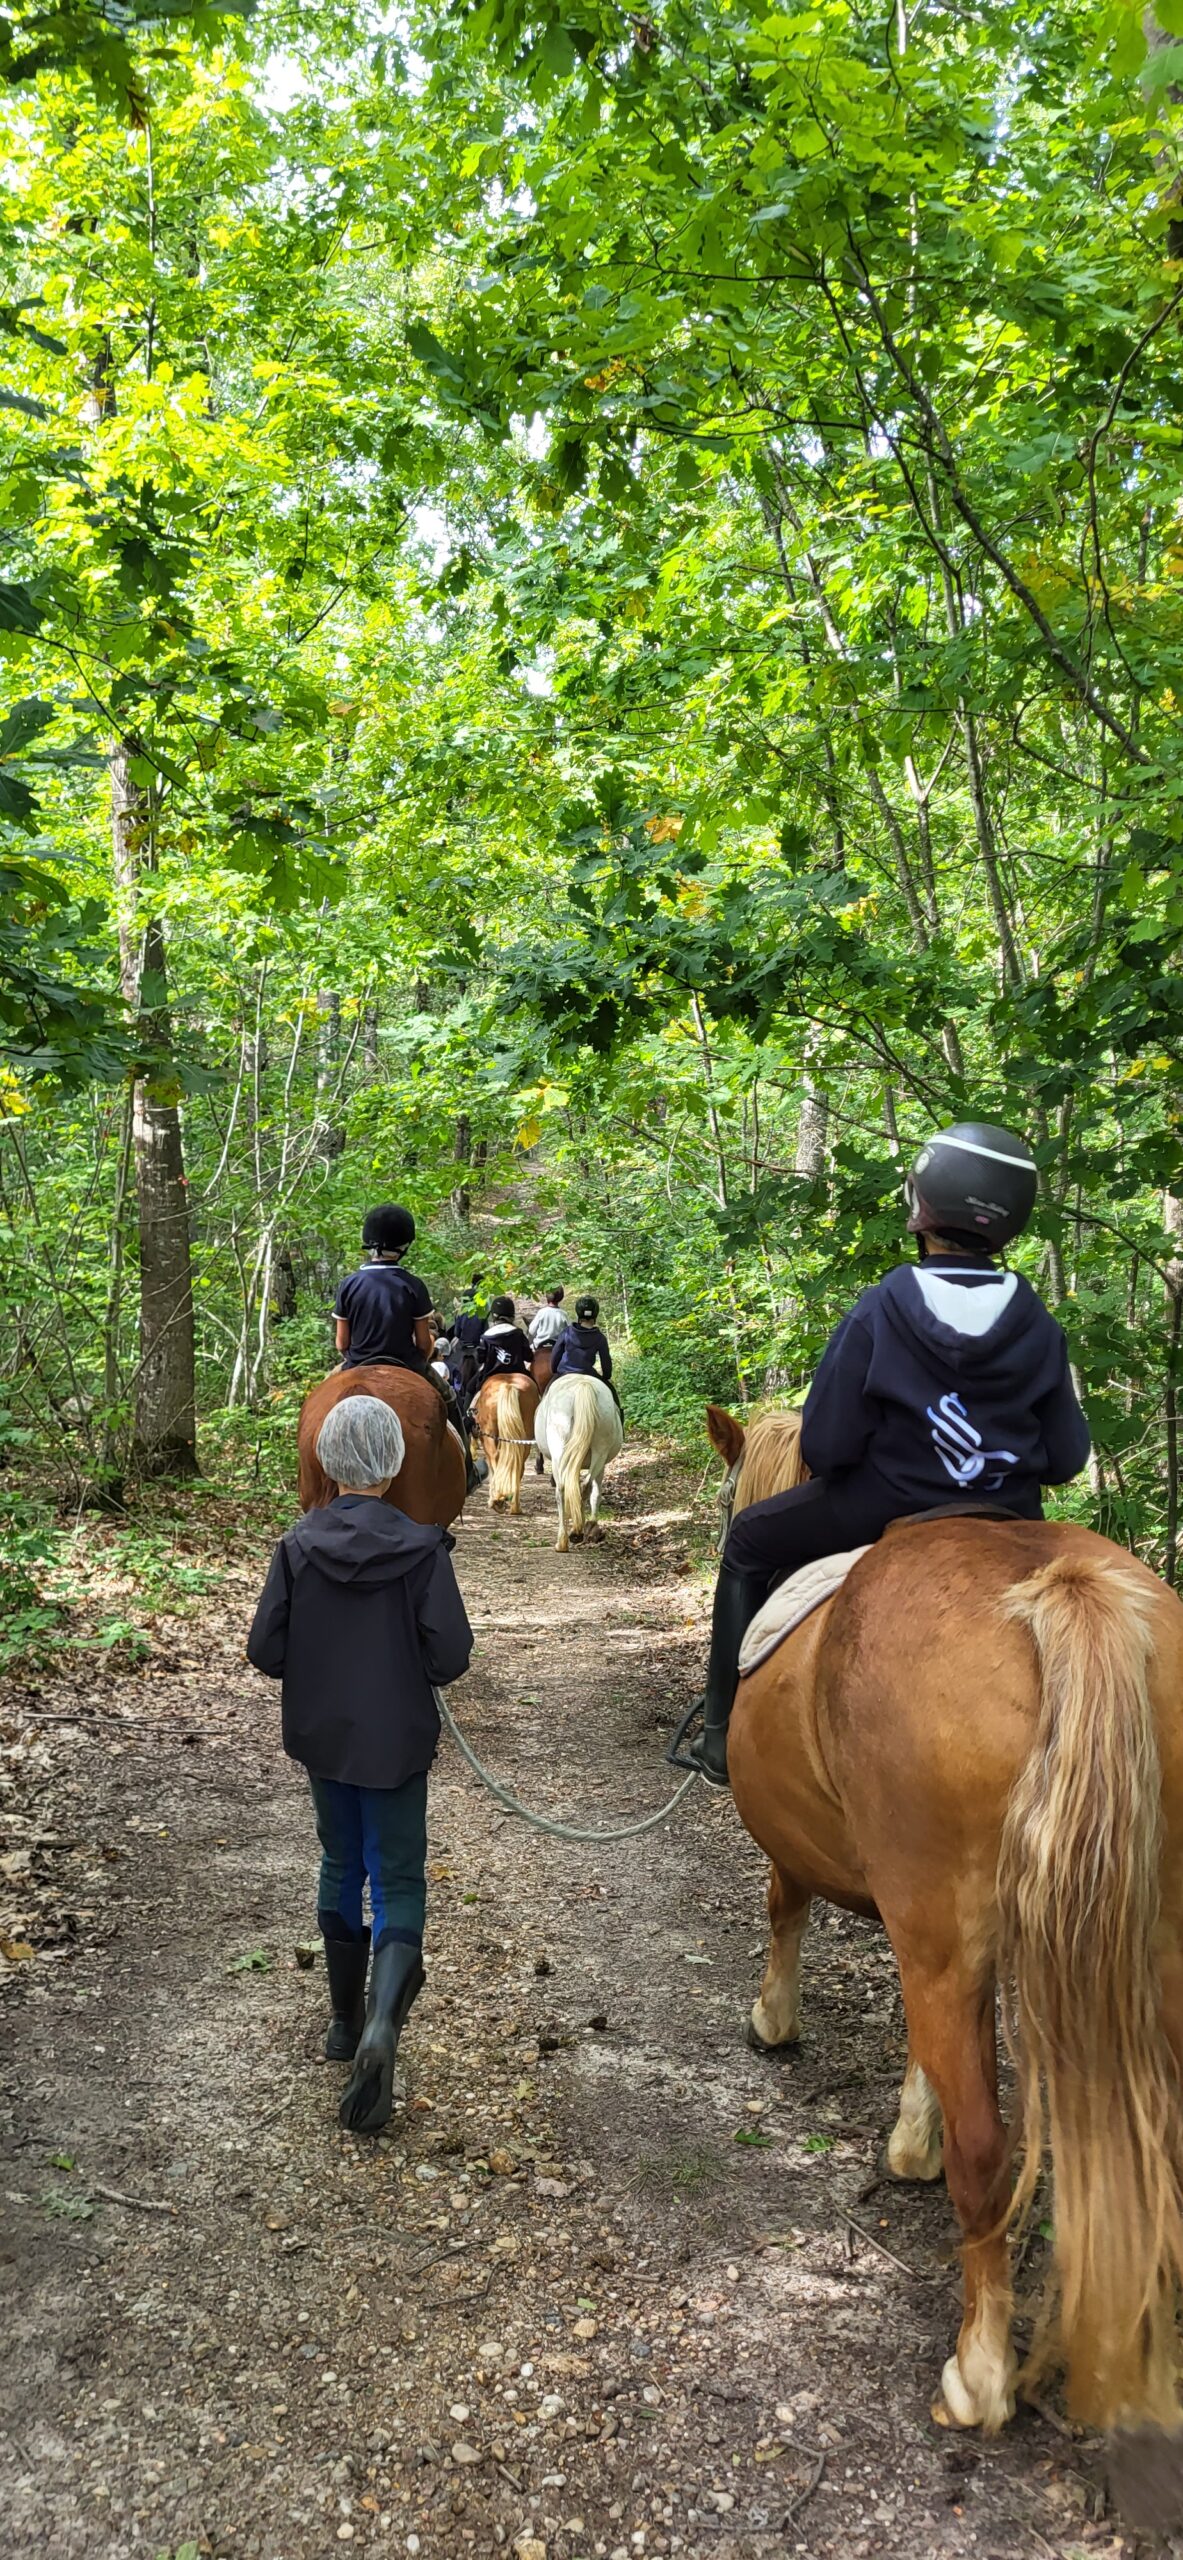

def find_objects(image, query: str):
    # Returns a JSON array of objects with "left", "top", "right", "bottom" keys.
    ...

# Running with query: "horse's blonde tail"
[
  {"left": 555, "top": 1379, "right": 598, "bottom": 1541},
  {"left": 997, "top": 1552, "right": 1183, "bottom": 2427},
  {"left": 489, "top": 1379, "right": 529, "bottom": 1507}
]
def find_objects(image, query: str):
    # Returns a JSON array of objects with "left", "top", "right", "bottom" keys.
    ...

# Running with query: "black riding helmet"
[
  {"left": 904, "top": 1123, "right": 1037, "bottom": 1252},
  {"left": 488, "top": 1294, "right": 516, "bottom": 1321},
  {"left": 362, "top": 1203, "right": 416, "bottom": 1258},
  {"left": 575, "top": 1294, "right": 599, "bottom": 1321}
]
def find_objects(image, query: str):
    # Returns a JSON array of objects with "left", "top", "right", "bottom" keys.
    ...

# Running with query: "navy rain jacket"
[
  {"left": 552, "top": 1322, "right": 613, "bottom": 1384},
  {"left": 800, "top": 1257, "right": 1090, "bottom": 1522},
  {"left": 247, "top": 1496, "right": 472, "bottom": 1789}
]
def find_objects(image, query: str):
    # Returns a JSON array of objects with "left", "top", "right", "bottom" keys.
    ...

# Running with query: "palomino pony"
[
  {"left": 472, "top": 1373, "right": 539, "bottom": 1514},
  {"left": 535, "top": 1374, "right": 623, "bottom": 1553},
  {"left": 707, "top": 1402, "right": 1183, "bottom": 2440},
  {"left": 298, "top": 1366, "right": 466, "bottom": 1525}
]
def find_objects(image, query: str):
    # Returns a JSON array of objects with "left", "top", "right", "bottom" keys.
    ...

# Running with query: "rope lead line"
[{"left": 432, "top": 1689, "right": 701, "bottom": 1842}]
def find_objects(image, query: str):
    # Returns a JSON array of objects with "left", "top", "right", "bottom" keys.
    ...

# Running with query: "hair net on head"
[{"left": 316, "top": 1395, "right": 406, "bottom": 1489}]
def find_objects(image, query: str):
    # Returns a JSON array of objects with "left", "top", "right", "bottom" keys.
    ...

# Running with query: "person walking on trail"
[
  {"left": 528, "top": 1286, "right": 566, "bottom": 1352},
  {"left": 473, "top": 1295, "right": 535, "bottom": 1386},
  {"left": 688, "top": 1120, "right": 1092, "bottom": 1790},
  {"left": 552, "top": 1294, "right": 620, "bottom": 1409},
  {"left": 334, "top": 1205, "right": 477, "bottom": 1490},
  {"left": 247, "top": 1396, "right": 473, "bottom": 2134}
]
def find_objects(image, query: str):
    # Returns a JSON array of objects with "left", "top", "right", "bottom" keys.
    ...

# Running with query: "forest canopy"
[{"left": 2, "top": 0, "right": 1183, "bottom": 1572}]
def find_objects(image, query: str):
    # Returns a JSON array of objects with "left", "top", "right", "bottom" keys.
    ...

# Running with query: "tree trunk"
[
  {"left": 268, "top": 1242, "right": 298, "bottom": 1323},
  {"left": 96, "top": 1084, "right": 134, "bottom": 1506},
  {"left": 111, "top": 740, "right": 198, "bottom": 1477},
  {"left": 315, "top": 990, "right": 345, "bottom": 1159},
  {"left": 794, "top": 1038, "right": 828, "bottom": 1179},
  {"left": 452, "top": 1115, "right": 472, "bottom": 1222}
]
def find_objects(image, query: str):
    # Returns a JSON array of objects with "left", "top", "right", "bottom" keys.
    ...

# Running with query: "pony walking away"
[
  {"left": 708, "top": 1402, "right": 1183, "bottom": 2444},
  {"left": 297, "top": 1366, "right": 466, "bottom": 1525},
  {"left": 472, "top": 1373, "right": 540, "bottom": 1514},
  {"left": 536, "top": 1374, "right": 623, "bottom": 1552}
]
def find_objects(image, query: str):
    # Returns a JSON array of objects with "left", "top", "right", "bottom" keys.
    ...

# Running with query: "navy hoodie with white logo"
[{"left": 799, "top": 1258, "right": 1090, "bottom": 1522}]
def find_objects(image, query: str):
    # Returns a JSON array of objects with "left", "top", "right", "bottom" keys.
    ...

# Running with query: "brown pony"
[
  {"left": 473, "top": 1372, "right": 539, "bottom": 1514},
  {"left": 531, "top": 1343, "right": 554, "bottom": 1475},
  {"left": 298, "top": 1367, "right": 466, "bottom": 1525},
  {"left": 707, "top": 1404, "right": 1183, "bottom": 2440}
]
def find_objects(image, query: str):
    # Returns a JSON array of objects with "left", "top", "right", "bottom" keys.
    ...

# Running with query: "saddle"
[{"left": 737, "top": 1505, "right": 1032, "bottom": 1678}]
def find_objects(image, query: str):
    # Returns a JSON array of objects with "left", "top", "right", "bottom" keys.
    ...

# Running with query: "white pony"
[{"left": 534, "top": 1375, "right": 623, "bottom": 1553}]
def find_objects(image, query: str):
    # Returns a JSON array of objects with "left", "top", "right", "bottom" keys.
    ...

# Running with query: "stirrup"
[{"left": 665, "top": 1696, "right": 706, "bottom": 1772}]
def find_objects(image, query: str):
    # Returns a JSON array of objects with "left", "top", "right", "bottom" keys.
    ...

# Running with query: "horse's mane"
[{"left": 736, "top": 1409, "right": 808, "bottom": 1510}]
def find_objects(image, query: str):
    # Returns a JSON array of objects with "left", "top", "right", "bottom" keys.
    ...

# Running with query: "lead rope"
[{"left": 433, "top": 1687, "right": 701, "bottom": 1842}]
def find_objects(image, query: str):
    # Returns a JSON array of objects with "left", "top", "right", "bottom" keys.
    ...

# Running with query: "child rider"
[{"left": 688, "top": 1121, "right": 1091, "bottom": 1787}]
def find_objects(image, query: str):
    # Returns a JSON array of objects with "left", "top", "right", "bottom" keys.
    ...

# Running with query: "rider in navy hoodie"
[{"left": 689, "top": 1122, "right": 1091, "bottom": 1786}]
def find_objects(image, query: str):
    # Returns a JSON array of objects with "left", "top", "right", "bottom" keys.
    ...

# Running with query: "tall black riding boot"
[
  {"left": 320, "top": 1918, "right": 370, "bottom": 2061},
  {"left": 688, "top": 1567, "right": 769, "bottom": 1790},
  {"left": 339, "top": 1937, "right": 425, "bottom": 2134},
  {"left": 436, "top": 1377, "right": 481, "bottom": 1493}
]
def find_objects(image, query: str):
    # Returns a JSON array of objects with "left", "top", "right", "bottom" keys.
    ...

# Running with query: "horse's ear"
[{"left": 706, "top": 1404, "right": 745, "bottom": 1466}]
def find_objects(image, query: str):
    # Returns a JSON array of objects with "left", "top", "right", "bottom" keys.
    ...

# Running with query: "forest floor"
[{"left": 0, "top": 1440, "right": 1143, "bottom": 2560}]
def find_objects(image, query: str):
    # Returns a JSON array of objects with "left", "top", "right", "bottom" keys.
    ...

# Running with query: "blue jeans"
[{"left": 308, "top": 1771, "right": 428, "bottom": 1953}]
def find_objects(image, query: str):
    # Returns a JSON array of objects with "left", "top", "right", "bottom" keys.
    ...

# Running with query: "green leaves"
[{"left": 0, "top": 581, "right": 40, "bottom": 635}]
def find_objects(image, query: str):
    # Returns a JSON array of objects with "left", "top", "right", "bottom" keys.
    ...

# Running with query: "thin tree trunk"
[
  {"left": 111, "top": 740, "right": 198, "bottom": 1477},
  {"left": 268, "top": 1243, "right": 297, "bottom": 1323},
  {"left": 97, "top": 1083, "right": 135, "bottom": 1504},
  {"left": 690, "top": 993, "right": 728, "bottom": 1208},
  {"left": 452, "top": 1115, "right": 472, "bottom": 1223},
  {"left": 315, "top": 990, "right": 345, "bottom": 1159},
  {"left": 794, "top": 1036, "right": 828, "bottom": 1180}
]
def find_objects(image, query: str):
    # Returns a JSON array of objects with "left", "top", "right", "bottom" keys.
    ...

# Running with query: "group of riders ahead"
[
  {"left": 249, "top": 1117, "right": 1091, "bottom": 2132},
  {"left": 327, "top": 1119, "right": 1091, "bottom": 1797},
  {"left": 331, "top": 1203, "right": 617, "bottom": 1492}
]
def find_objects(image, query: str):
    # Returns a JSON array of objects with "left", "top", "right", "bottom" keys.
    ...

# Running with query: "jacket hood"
[
  {"left": 877, "top": 1260, "right": 1044, "bottom": 1376},
  {"left": 286, "top": 1495, "right": 443, "bottom": 1586}
]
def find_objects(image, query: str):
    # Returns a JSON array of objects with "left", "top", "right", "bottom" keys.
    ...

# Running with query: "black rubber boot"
[
  {"left": 688, "top": 1567, "right": 769, "bottom": 1790},
  {"left": 339, "top": 1937, "right": 425, "bottom": 2134},
  {"left": 320, "top": 1920, "right": 370, "bottom": 2062}
]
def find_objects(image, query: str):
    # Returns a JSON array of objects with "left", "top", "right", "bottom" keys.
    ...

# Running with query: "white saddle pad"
[{"left": 738, "top": 1546, "right": 870, "bottom": 1677}]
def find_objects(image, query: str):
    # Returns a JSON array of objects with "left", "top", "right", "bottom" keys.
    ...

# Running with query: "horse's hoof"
[
  {"left": 934, "top": 2350, "right": 1016, "bottom": 2435},
  {"left": 746, "top": 2017, "right": 801, "bottom": 2057}
]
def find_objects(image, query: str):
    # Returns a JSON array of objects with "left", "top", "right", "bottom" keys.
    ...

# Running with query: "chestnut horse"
[
  {"left": 298, "top": 1366, "right": 466, "bottom": 1525},
  {"left": 707, "top": 1403, "right": 1183, "bottom": 2439},
  {"left": 530, "top": 1342, "right": 554, "bottom": 1474},
  {"left": 472, "top": 1373, "right": 539, "bottom": 1514}
]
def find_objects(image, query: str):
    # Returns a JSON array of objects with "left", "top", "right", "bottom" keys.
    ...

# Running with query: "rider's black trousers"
[{"left": 723, "top": 1476, "right": 906, "bottom": 1583}]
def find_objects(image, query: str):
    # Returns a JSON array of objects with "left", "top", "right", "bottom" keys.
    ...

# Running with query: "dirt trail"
[{"left": 1, "top": 1447, "right": 1123, "bottom": 2560}]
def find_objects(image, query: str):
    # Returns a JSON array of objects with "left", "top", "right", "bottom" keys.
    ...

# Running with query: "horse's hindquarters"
[
  {"left": 297, "top": 1367, "right": 464, "bottom": 1529},
  {"left": 474, "top": 1377, "right": 539, "bottom": 1513}
]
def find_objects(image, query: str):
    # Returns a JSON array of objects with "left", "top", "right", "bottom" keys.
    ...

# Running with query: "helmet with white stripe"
[{"left": 904, "top": 1122, "right": 1037, "bottom": 1251}]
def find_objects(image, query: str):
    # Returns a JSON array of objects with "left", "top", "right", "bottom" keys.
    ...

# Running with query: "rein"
[{"left": 433, "top": 1687, "right": 700, "bottom": 1841}]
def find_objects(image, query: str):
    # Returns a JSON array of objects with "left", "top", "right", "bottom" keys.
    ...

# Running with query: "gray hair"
[{"left": 316, "top": 1395, "right": 406, "bottom": 1490}]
